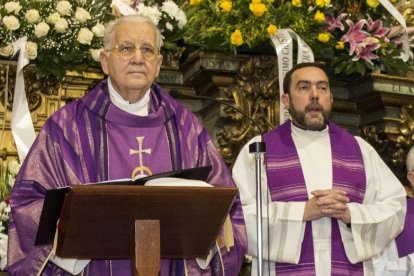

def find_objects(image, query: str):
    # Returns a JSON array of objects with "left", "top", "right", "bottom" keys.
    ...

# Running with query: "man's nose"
[
  {"left": 131, "top": 47, "right": 144, "bottom": 63},
  {"left": 310, "top": 85, "right": 319, "bottom": 99}
]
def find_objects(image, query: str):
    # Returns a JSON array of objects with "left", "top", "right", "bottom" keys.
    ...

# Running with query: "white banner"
[
  {"left": 11, "top": 36, "right": 36, "bottom": 162},
  {"left": 379, "top": 0, "right": 409, "bottom": 61},
  {"left": 270, "top": 29, "right": 314, "bottom": 125}
]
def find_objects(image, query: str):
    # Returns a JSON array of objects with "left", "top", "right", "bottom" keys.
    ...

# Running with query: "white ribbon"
[
  {"left": 11, "top": 36, "right": 36, "bottom": 162},
  {"left": 111, "top": 0, "right": 136, "bottom": 16},
  {"left": 270, "top": 29, "right": 314, "bottom": 124},
  {"left": 379, "top": 0, "right": 410, "bottom": 61}
]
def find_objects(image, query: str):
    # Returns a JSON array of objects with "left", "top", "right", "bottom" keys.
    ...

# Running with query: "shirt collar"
[{"left": 107, "top": 77, "right": 150, "bottom": 116}]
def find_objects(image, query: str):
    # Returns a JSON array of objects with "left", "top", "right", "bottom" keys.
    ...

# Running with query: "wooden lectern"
[{"left": 52, "top": 185, "right": 238, "bottom": 275}]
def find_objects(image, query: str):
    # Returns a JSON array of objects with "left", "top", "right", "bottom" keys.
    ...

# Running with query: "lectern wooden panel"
[{"left": 55, "top": 185, "right": 238, "bottom": 259}]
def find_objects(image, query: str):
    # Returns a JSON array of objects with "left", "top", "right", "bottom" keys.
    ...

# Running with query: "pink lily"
[
  {"left": 341, "top": 19, "right": 369, "bottom": 55},
  {"left": 352, "top": 37, "right": 381, "bottom": 64},
  {"left": 366, "top": 17, "right": 389, "bottom": 38},
  {"left": 324, "top": 13, "right": 347, "bottom": 31}
]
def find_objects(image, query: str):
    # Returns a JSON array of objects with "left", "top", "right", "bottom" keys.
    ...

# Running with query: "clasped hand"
[{"left": 303, "top": 188, "right": 351, "bottom": 224}]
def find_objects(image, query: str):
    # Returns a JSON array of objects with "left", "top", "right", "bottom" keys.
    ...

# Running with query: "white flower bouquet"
[
  {"left": 0, "top": 159, "right": 19, "bottom": 271},
  {"left": 0, "top": 0, "right": 114, "bottom": 80}
]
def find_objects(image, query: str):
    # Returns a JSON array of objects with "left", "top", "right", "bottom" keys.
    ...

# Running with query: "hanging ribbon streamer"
[
  {"left": 11, "top": 36, "right": 36, "bottom": 162},
  {"left": 378, "top": 0, "right": 409, "bottom": 61},
  {"left": 270, "top": 29, "right": 314, "bottom": 125}
]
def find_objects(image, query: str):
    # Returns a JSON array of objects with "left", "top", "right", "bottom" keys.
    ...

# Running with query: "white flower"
[
  {"left": 5, "top": 1, "right": 22, "bottom": 14},
  {"left": 77, "top": 28, "right": 94, "bottom": 45},
  {"left": 92, "top": 22, "right": 105, "bottom": 37},
  {"left": 54, "top": 18, "right": 68, "bottom": 33},
  {"left": 8, "top": 160, "right": 20, "bottom": 176},
  {"left": 90, "top": 48, "right": 102, "bottom": 61},
  {"left": 47, "top": 12, "right": 61, "bottom": 25},
  {"left": 2, "top": 15, "right": 20, "bottom": 30},
  {"left": 75, "top": 7, "right": 91, "bottom": 23},
  {"left": 165, "top": 22, "right": 173, "bottom": 31},
  {"left": 161, "top": 1, "right": 187, "bottom": 29},
  {"left": 0, "top": 44, "right": 14, "bottom": 57},
  {"left": 56, "top": 1, "right": 72, "bottom": 16},
  {"left": 135, "top": 3, "right": 162, "bottom": 26},
  {"left": 0, "top": 232, "right": 8, "bottom": 271},
  {"left": 25, "top": 9, "right": 40, "bottom": 24},
  {"left": 25, "top": 42, "right": 38, "bottom": 60},
  {"left": 34, "top": 22, "right": 50, "bottom": 38}
]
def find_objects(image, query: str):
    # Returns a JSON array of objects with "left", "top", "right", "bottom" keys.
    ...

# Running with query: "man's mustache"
[{"left": 305, "top": 101, "right": 323, "bottom": 112}]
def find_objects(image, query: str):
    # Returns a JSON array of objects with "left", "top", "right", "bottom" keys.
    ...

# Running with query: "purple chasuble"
[
  {"left": 8, "top": 79, "right": 247, "bottom": 276},
  {"left": 263, "top": 121, "right": 366, "bottom": 276},
  {"left": 395, "top": 197, "right": 414, "bottom": 257}
]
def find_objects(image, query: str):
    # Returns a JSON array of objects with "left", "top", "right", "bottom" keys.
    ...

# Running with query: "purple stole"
[
  {"left": 395, "top": 197, "right": 414, "bottom": 257},
  {"left": 263, "top": 121, "right": 366, "bottom": 275}
]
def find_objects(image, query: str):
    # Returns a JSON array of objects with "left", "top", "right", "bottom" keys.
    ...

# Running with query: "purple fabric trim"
[
  {"left": 263, "top": 121, "right": 365, "bottom": 275},
  {"left": 395, "top": 197, "right": 414, "bottom": 257}
]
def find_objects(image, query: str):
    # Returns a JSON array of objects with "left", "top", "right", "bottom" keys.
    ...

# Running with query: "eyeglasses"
[{"left": 105, "top": 42, "right": 159, "bottom": 61}]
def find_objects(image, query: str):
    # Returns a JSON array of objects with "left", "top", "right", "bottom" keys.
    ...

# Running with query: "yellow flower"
[
  {"left": 252, "top": 0, "right": 261, "bottom": 3},
  {"left": 315, "top": 0, "right": 324, "bottom": 7},
  {"left": 314, "top": 10, "right": 325, "bottom": 23},
  {"left": 324, "top": 0, "right": 331, "bottom": 5},
  {"left": 220, "top": 1, "right": 232, "bottom": 12},
  {"left": 317, "top": 32, "right": 330, "bottom": 43},
  {"left": 267, "top": 24, "right": 278, "bottom": 35},
  {"left": 292, "top": 0, "right": 302, "bottom": 7},
  {"left": 231, "top": 29, "right": 243, "bottom": 46},
  {"left": 335, "top": 41, "right": 345, "bottom": 50},
  {"left": 366, "top": 0, "right": 379, "bottom": 8},
  {"left": 249, "top": 2, "right": 268, "bottom": 16},
  {"left": 190, "top": 0, "right": 202, "bottom": 5}
]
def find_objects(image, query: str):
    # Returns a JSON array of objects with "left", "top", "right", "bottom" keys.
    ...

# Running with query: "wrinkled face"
[
  {"left": 100, "top": 21, "right": 162, "bottom": 103},
  {"left": 282, "top": 66, "right": 333, "bottom": 131}
]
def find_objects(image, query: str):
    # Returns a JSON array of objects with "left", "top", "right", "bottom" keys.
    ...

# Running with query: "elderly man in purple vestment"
[
  {"left": 372, "top": 145, "right": 414, "bottom": 275},
  {"left": 7, "top": 15, "right": 247, "bottom": 275},
  {"left": 232, "top": 62, "right": 407, "bottom": 275}
]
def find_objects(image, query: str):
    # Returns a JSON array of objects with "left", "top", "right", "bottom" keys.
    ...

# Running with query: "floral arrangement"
[
  {"left": 0, "top": 159, "right": 20, "bottom": 271},
  {"left": 0, "top": 0, "right": 114, "bottom": 80},
  {"left": 183, "top": 0, "right": 411, "bottom": 76},
  {"left": 0, "top": 0, "right": 188, "bottom": 80},
  {"left": 131, "top": 0, "right": 188, "bottom": 50}
]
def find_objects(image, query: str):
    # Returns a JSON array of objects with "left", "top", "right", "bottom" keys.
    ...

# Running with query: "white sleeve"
[
  {"left": 371, "top": 241, "right": 411, "bottom": 276},
  {"left": 49, "top": 255, "right": 90, "bottom": 275},
  {"left": 341, "top": 138, "right": 407, "bottom": 263},
  {"left": 232, "top": 136, "right": 306, "bottom": 264}
]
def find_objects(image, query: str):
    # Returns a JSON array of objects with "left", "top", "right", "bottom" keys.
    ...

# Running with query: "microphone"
[
  {"left": 169, "top": 89, "right": 272, "bottom": 138},
  {"left": 169, "top": 88, "right": 268, "bottom": 275}
]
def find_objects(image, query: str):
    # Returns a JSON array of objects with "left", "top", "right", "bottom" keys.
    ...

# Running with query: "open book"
[{"left": 35, "top": 166, "right": 212, "bottom": 246}]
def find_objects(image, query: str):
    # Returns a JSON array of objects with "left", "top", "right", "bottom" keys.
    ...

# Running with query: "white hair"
[
  {"left": 103, "top": 15, "right": 163, "bottom": 49},
  {"left": 406, "top": 145, "right": 414, "bottom": 172}
]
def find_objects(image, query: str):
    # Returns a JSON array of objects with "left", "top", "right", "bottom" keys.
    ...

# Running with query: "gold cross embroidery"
[{"left": 129, "top": 136, "right": 152, "bottom": 179}]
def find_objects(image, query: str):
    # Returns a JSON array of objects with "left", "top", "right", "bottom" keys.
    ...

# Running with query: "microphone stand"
[
  {"left": 249, "top": 141, "right": 266, "bottom": 276},
  {"left": 170, "top": 90, "right": 269, "bottom": 276}
]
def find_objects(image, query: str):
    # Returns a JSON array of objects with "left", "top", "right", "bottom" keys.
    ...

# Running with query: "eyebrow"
[{"left": 296, "top": 80, "right": 329, "bottom": 86}]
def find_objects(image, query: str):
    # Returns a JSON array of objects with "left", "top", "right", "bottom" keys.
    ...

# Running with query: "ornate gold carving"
[
  {"left": 362, "top": 104, "right": 414, "bottom": 180},
  {"left": 217, "top": 56, "right": 278, "bottom": 166},
  {"left": 0, "top": 62, "right": 59, "bottom": 111},
  {"left": 161, "top": 46, "right": 186, "bottom": 70}
]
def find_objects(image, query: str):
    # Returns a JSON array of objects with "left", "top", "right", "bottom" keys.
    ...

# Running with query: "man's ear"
[
  {"left": 407, "top": 171, "right": 414, "bottom": 186},
  {"left": 281, "top": 94, "right": 290, "bottom": 109},
  {"left": 100, "top": 51, "right": 109, "bottom": 75}
]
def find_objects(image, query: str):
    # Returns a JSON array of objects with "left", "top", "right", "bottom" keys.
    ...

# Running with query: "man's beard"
[{"left": 289, "top": 100, "right": 331, "bottom": 131}]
